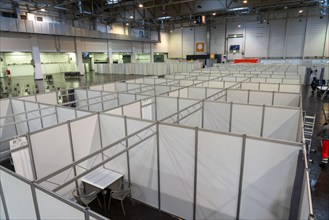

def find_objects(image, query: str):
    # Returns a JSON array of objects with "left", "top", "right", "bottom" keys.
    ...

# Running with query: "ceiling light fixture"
[
  {"left": 238, "top": 24, "right": 241, "bottom": 27},
  {"left": 139, "top": 3, "right": 143, "bottom": 8},
  {"left": 40, "top": 8, "right": 46, "bottom": 12},
  {"left": 126, "top": 22, "right": 129, "bottom": 26},
  {"left": 212, "top": 12, "right": 216, "bottom": 15},
  {"left": 299, "top": 9, "right": 303, "bottom": 13},
  {"left": 129, "top": 15, "right": 133, "bottom": 19},
  {"left": 243, "top": 0, "right": 247, "bottom": 3}
]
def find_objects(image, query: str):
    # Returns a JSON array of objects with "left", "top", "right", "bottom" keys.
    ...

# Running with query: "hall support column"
[
  {"left": 30, "top": 34, "right": 43, "bottom": 80},
  {"left": 107, "top": 40, "right": 113, "bottom": 63},
  {"left": 74, "top": 37, "right": 84, "bottom": 75},
  {"left": 131, "top": 45, "right": 137, "bottom": 63},
  {"left": 150, "top": 43, "right": 154, "bottom": 63}
]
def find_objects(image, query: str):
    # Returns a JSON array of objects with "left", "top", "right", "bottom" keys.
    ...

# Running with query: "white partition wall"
[
  {"left": 159, "top": 124, "right": 195, "bottom": 219},
  {"left": 0, "top": 170, "right": 36, "bottom": 219},
  {"left": 127, "top": 119, "right": 158, "bottom": 208},
  {"left": 196, "top": 131, "right": 242, "bottom": 219},
  {"left": 30, "top": 124, "right": 74, "bottom": 189},
  {"left": 240, "top": 137, "right": 300, "bottom": 219},
  {"left": 70, "top": 114, "right": 102, "bottom": 175}
]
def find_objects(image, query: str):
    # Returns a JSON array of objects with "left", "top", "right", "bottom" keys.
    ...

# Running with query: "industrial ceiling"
[{"left": 0, "top": 0, "right": 327, "bottom": 30}]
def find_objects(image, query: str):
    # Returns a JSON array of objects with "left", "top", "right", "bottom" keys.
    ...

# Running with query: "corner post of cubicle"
[
  {"left": 192, "top": 127, "right": 199, "bottom": 220},
  {"left": 30, "top": 182, "right": 41, "bottom": 219},
  {"left": 9, "top": 99, "right": 19, "bottom": 136},
  {"left": 260, "top": 105, "right": 266, "bottom": 137},
  {"left": 23, "top": 101, "right": 31, "bottom": 133},
  {"left": 201, "top": 100, "right": 205, "bottom": 129},
  {"left": 271, "top": 91, "right": 275, "bottom": 105},
  {"left": 97, "top": 112, "right": 105, "bottom": 166},
  {"left": 247, "top": 90, "right": 251, "bottom": 104},
  {"left": 124, "top": 116, "right": 131, "bottom": 184},
  {"left": 229, "top": 102, "right": 233, "bottom": 132},
  {"left": 26, "top": 132, "right": 38, "bottom": 180},
  {"left": 100, "top": 91, "right": 105, "bottom": 111},
  {"left": 67, "top": 120, "right": 79, "bottom": 190},
  {"left": 84, "top": 207, "right": 91, "bottom": 220},
  {"left": 296, "top": 108, "right": 303, "bottom": 142},
  {"left": 154, "top": 96, "right": 158, "bottom": 121},
  {"left": 176, "top": 97, "right": 179, "bottom": 124},
  {"left": 37, "top": 103, "right": 44, "bottom": 129},
  {"left": 236, "top": 134, "right": 247, "bottom": 219},
  {"left": 156, "top": 121, "right": 161, "bottom": 212}
]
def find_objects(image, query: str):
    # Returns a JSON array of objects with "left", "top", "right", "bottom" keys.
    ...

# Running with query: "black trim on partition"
[{"left": 288, "top": 150, "right": 305, "bottom": 220}]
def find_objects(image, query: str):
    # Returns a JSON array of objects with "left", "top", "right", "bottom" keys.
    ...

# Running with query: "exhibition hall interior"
[{"left": 0, "top": 0, "right": 328, "bottom": 219}]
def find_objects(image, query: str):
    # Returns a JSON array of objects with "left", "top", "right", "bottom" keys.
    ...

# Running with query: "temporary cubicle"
[
  {"left": 1, "top": 112, "right": 309, "bottom": 220},
  {"left": 0, "top": 98, "right": 91, "bottom": 161}
]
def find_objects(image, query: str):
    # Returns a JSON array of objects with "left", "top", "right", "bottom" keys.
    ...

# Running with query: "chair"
[
  {"left": 72, "top": 188, "right": 102, "bottom": 208},
  {"left": 107, "top": 181, "right": 134, "bottom": 216}
]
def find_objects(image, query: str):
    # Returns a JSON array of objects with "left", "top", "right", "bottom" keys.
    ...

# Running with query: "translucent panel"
[
  {"left": 188, "top": 87, "right": 206, "bottom": 99},
  {"left": 25, "top": 102, "right": 42, "bottom": 132},
  {"left": 259, "top": 83, "right": 279, "bottom": 91},
  {"left": 0, "top": 170, "right": 36, "bottom": 219},
  {"left": 88, "top": 91, "right": 103, "bottom": 112},
  {"left": 248, "top": 91, "right": 273, "bottom": 105},
  {"left": 180, "top": 88, "right": 188, "bottom": 98},
  {"left": 241, "top": 82, "right": 259, "bottom": 90},
  {"left": 118, "top": 93, "right": 135, "bottom": 105},
  {"left": 196, "top": 131, "right": 242, "bottom": 219},
  {"left": 203, "top": 102, "right": 230, "bottom": 132},
  {"left": 263, "top": 107, "right": 300, "bottom": 141},
  {"left": 240, "top": 138, "right": 300, "bottom": 219},
  {"left": 231, "top": 104, "right": 262, "bottom": 136},
  {"left": 36, "top": 92, "right": 57, "bottom": 105},
  {"left": 30, "top": 124, "right": 72, "bottom": 179},
  {"left": 39, "top": 105, "right": 57, "bottom": 128},
  {"left": 99, "top": 114, "right": 125, "bottom": 148},
  {"left": 208, "top": 81, "right": 224, "bottom": 88},
  {"left": 11, "top": 100, "right": 28, "bottom": 135},
  {"left": 169, "top": 90, "right": 179, "bottom": 97},
  {"left": 156, "top": 97, "right": 177, "bottom": 121},
  {"left": 71, "top": 115, "right": 102, "bottom": 171},
  {"left": 226, "top": 90, "right": 248, "bottom": 103},
  {"left": 36, "top": 189, "right": 85, "bottom": 219},
  {"left": 273, "top": 93, "right": 300, "bottom": 107},
  {"left": 279, "top": 84, "right": 301, "bottom": 93},
  {"left": 123, "top": 102, "right": 141, "bottom": 118},
  {"left": 89, "top": 85, "right": 103, "bottom": 91},
  {"left": 128, "top": 123, "right": 158, "bottom": 207},
  {"left": 159, "top": 124, "right": 194, "bottom": 219},
  {"left": 105, "top": 107, "right": 122, "bottom": 116},
  {"left": 103, "top": 83, "right": 115, "bottom": 92},
  {"left": 56, "top": 107, "right": 76, "bottom": 122},
  {"left": 74, "top": 90, "right": 88, "bottom": 110},
  {"left": 178, "top": 99, "right": 202, "bottom": 127}
]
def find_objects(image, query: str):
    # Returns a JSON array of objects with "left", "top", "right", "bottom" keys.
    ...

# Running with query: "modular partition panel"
[{"left": 0, "top": 167, "right": 106, "bottom": 220}]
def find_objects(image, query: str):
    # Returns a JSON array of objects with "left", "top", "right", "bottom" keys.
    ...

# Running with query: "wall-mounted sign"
[
  {"left": 36, "top": 16, "right": 43, "bottom": 21},
  {"left": 196, "top": 42, "right": 205, "bottom": 52}
]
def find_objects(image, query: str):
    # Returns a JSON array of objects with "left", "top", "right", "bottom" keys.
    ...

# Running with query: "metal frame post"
[
  {"left": 67, "top": 121, "right": 79, "bottom": 189},
  {"left": 236, "top": 134, "right": 247, "bottom": 219},
  {"left": 156, "top": 122, "right": 161, "bottom": 212},
  {"left": 124, "top": 116, "right": 131, "bottom": 183},
  {"left": 192, "top": 127, "right": 199, "bottom": 220}
]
